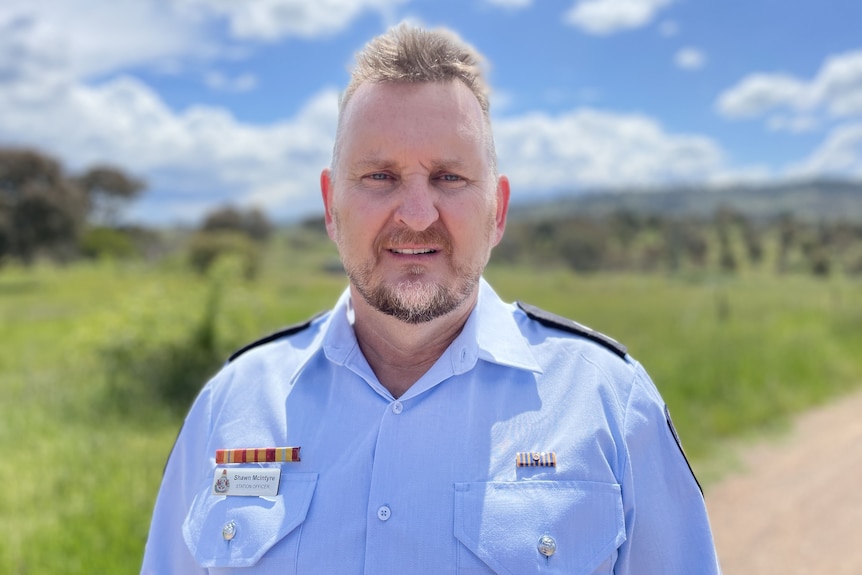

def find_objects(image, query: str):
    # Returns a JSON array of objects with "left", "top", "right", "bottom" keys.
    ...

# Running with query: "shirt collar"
[
  {"left": 321, "top": 287, "right": 364, "bottom": 368},
  {"left": 322, "top": 278, "right": 542, "bottom": 378},
  {"left": 469, "top": 277, "right": 543, "bottom": 374}
]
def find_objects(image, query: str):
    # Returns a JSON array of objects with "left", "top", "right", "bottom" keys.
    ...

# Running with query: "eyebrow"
[
  {"left": 431, "top": 158, "right": 471, "bottom": 172},
  {"left": 351, "top": 155, "right": 394, "bottom": 172},
  {"left": 351, "top": 155, "right": 473, "bottom": 173}
]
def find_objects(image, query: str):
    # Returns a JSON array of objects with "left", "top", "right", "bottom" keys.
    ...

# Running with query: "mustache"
[{"left": 374, "top": 226, "right": 453, "bottom": 255}]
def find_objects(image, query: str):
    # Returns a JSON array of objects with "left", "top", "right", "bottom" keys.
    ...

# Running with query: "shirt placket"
[{"left": 364, "top": 397, "right": 410, "bottom": 573}]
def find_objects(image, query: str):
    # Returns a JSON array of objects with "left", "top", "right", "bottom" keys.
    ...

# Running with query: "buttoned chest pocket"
[
  {"left": 183, "top": 471, "right": 318, "bottom": 571},
  {"left": 454, "top": 481, "right": 625, "bottom": 575}
]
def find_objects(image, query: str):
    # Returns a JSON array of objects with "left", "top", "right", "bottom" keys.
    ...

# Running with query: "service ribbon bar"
[
  {"left": 516, "top": 451, "right": 557, "bottom": 467},
  {"left": 216, "top": 447, "right": 301, "bottom": 464}
]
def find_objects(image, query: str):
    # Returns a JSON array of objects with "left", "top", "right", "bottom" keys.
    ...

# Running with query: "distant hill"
[{"left": 509, "top": 179, "right": 862, "bottom": 223}]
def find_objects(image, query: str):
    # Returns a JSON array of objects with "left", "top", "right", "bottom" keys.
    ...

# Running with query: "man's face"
[{"left": 321, "top": 80, "right": 509, "bottom": 324}]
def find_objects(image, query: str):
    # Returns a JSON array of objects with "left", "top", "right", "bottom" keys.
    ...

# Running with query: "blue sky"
[{"left": 1, "top": 0, "right": 861, "bottom": 225}]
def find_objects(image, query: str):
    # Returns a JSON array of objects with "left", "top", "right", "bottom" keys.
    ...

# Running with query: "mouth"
[{"left": 389, "top": 248, "right": 438, "bottom": 255}]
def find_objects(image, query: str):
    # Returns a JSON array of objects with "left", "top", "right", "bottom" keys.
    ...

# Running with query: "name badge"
[{"left": 212, "top": 467, "right": 280, "bottom": 496}]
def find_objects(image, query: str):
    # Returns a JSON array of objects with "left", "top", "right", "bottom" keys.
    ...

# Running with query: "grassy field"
[{"left": 1, "top": 238, "right": 860, "bottom": 573}]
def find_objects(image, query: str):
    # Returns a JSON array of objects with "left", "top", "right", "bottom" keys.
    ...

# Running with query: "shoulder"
[
  {"left": 516, "top": 301, "right": 627, "bottom": 359},
  {"left": 228, "top": 311, "right": 327, "bottom": 363}
]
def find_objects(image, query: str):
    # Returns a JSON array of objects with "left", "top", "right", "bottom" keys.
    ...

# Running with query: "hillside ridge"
[{"left": 509, "top": 179, "right": 862, "bottom": 223}]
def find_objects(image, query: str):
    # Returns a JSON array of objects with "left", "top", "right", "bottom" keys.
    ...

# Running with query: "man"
[{"left": 142, "top": 23, "right": 721, "bottom": 574}]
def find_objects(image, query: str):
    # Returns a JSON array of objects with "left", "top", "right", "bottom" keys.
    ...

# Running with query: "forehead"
[{"left": 338, "top": 80, "right": 487, "bottom": 167}]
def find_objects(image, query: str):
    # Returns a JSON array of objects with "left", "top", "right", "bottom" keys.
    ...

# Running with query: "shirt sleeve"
[
  {"left": 613, "top": 362, "right": 722, "bottom": 574},
  {"left": 140, "top": 385, "right": 214, "bottom": 575}
]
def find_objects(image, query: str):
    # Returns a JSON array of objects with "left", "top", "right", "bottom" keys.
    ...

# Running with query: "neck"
[{"left": 350, "top": 286, "right": 477, "bottom": 398}]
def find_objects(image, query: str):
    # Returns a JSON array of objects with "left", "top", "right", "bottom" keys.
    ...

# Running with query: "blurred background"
[{"left": 1, "top": 1, "right": 861, "bottom": 573}]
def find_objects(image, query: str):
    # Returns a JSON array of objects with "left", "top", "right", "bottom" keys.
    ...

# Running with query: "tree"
[
  {"left": 201, "top": 205, "right": 273, "bottom": 242},
  {"left": 187, "top": 205, "right": 274, "bottom": 279},
  {"left": 557, "top": 217, "right": 608, "bottom": 273},
  {"left": 741, "top": 221, "right": 764, "bottom": 265},
  {"left": 72, "top": 165, "right": 145, "bottom": 226},
  {"left": 0, "top": 148, "right": 87, "bottom": 263},
  {"left": 11, "top": 182, "right": 85, "bottom": 263},
  {"left": 0, "top": 148, "right": 65, "bottom": 198},
  {"left": 714, "top": 206, "right": 739, "bottom": 273},
  {"left": 188, "top": 231, "right": 261, "bottom": 280},
  {"left": 0, "top": 147, "right": 145, "bottom": 264},
  {"left": 664, "top": 219, "right": 709, "bottom": 271},
  {"left": 776, "top": 213, "right": 799, "bottom": 274}
]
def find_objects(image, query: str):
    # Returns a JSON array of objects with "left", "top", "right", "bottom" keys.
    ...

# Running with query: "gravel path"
[{"left": 705, "top": 388, "right": 862, "bottom": 574}]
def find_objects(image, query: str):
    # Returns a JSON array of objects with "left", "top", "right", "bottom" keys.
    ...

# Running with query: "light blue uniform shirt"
[{"left": 142, "top": 279, "right": 720, "bottom": 574}]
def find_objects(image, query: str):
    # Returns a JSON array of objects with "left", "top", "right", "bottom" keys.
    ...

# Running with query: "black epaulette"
[
  {"left": 517, "top": 301, "right": 627, "bottom": 359},
  {"left": 228, "top": 311, "right": 326, "bottom": 363}
]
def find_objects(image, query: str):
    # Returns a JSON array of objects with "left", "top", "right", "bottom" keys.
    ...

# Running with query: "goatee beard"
[
  {"left": 335, "top": 220, "right": 491, "bottom": 324},
  {"left": 356, "top": 271, "right": 479, "bottom": 324}
]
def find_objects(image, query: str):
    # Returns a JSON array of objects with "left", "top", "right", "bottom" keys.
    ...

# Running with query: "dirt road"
[{"left": 705, "top": 388, "right": 862, "bottom": 574}]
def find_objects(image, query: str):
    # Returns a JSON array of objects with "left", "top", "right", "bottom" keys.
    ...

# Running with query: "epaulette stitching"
[
  {"left": 228, "top": 311, "right": 326, "bottom": 363},
  {"left": 516, "top": 301, "right": 627, "bottom": 358}
]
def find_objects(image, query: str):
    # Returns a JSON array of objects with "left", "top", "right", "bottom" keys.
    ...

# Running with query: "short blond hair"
[{"left": 332, "top": 23, "right": 497, "bottom": 176}]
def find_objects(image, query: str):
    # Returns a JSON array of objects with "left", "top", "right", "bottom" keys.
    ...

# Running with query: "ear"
[
  {"left": 492, "top": 175, "right": 510, "bottom": 246},
  {"left": 320, "top": 168, "right": 337, "bottom": 241}
]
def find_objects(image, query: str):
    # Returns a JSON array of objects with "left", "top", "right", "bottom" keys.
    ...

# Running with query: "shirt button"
[
  {"left": 391, "top": 401, "right": 403, "bottom": 414},
  {"left": 538, "top": 534, "right": 556, "bottom": 557},
  {"left": 222, "top": 520, "right": 237, "bottom": 541},
  {"left": 377, "top": 505, "right": 392, "bottom": 521}
]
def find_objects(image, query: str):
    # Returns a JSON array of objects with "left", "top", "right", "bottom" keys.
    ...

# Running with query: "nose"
[{"left": 394, "top": 177, "right": 439, "bottom": 231}]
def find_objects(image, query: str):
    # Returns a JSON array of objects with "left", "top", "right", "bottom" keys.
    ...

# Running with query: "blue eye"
[{"left": 370, "top": 173, "right": 389, "bottom": 180}]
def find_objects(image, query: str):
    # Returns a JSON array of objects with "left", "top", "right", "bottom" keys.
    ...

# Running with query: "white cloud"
[
  {"left": 565, "top": 0, "right": 674, "bottom": 36},
  {"left": 0, "top": 0, "right": 212, "bottom": 82},
  {"left": 787, "top": 122, "right": 862, "bottom": 179},
  {"left": 0, "top": 0, "right": 410, "bottom": 85},
  {"left": 494, "top": 108, "right": 726, "bottom": 192},
  {"left": 767, "top": 114, "right": 820, "bottom": 134},
  {"left": 717, "top": 73, "right": 812, "bottom": 118},
  {"left": 813, "top": 50, "right": 862, "bottom": 117},
  {"left": 716, "top": 50, "right": 862, "bottom": 132},
  {"left": 205, "top": 71, "right": 258, "bottom": 92},
  {"left": 179, "top": 0, "right": 411, "bottom": 41},
  {"left": 675, "top": 47, "right": 705, "bottom": 71},
  {"left": 485, "top": 0, "right": 533, "bottom": 8}
]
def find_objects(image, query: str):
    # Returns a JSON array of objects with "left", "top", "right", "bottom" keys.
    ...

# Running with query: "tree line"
[
  {"left": 492, "top": 207, "right": 862, "bottom": 277},
  {"left": 0, "top": 147, "right": 274, "bottom": 271}
]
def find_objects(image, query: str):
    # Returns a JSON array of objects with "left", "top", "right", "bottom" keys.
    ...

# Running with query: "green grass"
[{"left": 1, "top": 241, "right": 861, "bottom": 573}]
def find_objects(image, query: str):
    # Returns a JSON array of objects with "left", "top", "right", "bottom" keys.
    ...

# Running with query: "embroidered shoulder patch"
[
  {"left": 228, "top": 311, "right": 325, "bottom": 363},
  {"left": 517, "top": 301, "right": 627, "bottom": 358}
]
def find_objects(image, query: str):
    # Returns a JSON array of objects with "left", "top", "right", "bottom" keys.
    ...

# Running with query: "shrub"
[
  {"left": 188, "top": 230, "right": 261, "bottom": 280},
  {"left": 80, "top": 227, "right": 137, "bottom": 259},
  {"left": 556, "top": 218, "right": 609, "bottom": 273},
  {"left": 201, "top": 205, "right": 273, "bottom": 242}
]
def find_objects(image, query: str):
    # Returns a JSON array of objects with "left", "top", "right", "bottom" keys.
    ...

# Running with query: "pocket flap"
[
  {"left": 454, "top": 480, "right": 625, "bottom": 575},
  {"left": 183, "top": 471, "right": 318, "bottom": 568}
]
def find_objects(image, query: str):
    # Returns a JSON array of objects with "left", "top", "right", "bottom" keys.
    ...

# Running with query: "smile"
[{"left": 389, "top": 248, "right": 437, "bottom": 255}]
